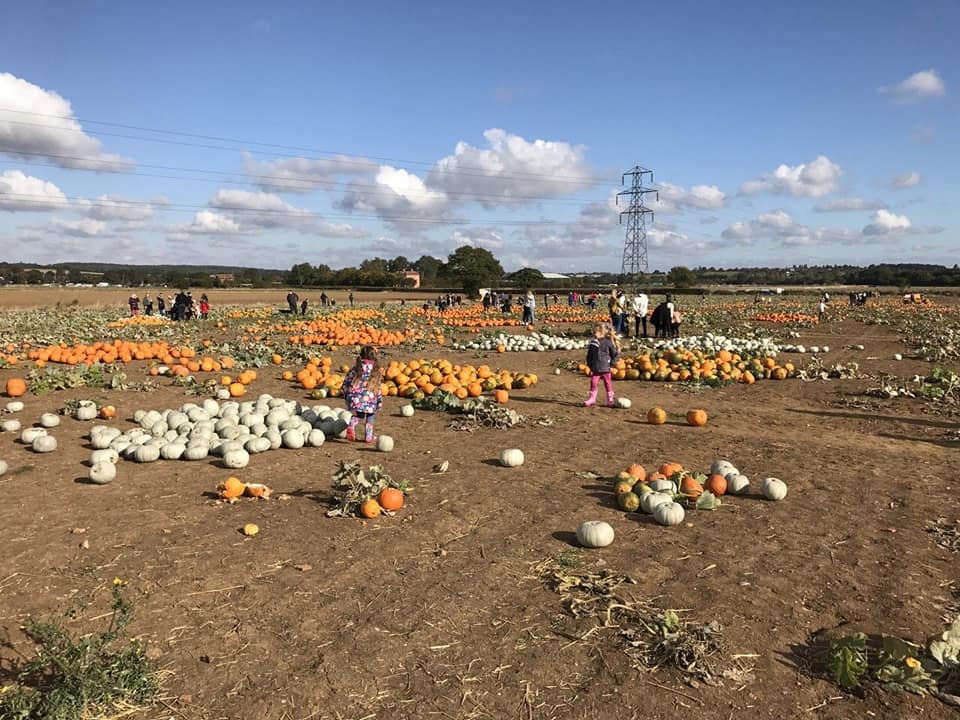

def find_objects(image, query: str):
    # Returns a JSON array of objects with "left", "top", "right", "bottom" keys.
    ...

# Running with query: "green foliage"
[
  {"left": 0, "top": 586, "right": 159, "bottom": 720},
  {"left": 667, "top": 266, "right": 697, "bottom": 288},
  {"left": 26, "top": 364, "right": 106, "bottom": 396},
  {"left": 444, "top": 246, "right": 504, "bottom": 296},
  {"left": 826, "top": 633, "right": 869, "bottom": 689}
]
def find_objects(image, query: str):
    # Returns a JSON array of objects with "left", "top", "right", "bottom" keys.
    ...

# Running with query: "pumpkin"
[
  {"left": 725, "top": 473, "right": 750, "bottom": 494},
  {"left": 614, "top": 397, "right": 632, "bottom": 409},
  {"left": 627, "top": 464, "right": 647, "bottom": 482},
  {"left": 498, "top": 448, "right": 524, "bottom": 467},
  {"left": 614, "top": 479, "right": 634, "bottom": 496},
  {"left": 640, "top": 491, "right": 672, "bottom": 514},
  {"left": 73, "top": 402, "right": 98, "bottom": 421},
  {"left": 98, "top": 405, "right": 117, "bottom": 420},
  {"left": 359, "top": 498, "right": 382, "bottom": 518},
  {"left": 281, "top": 429, "right": 305, "bottom": 449},
  {"left": 679, "top": 474, "right": 704, "bottom": 498},
  {"left": 5, "top": 378, "right": 26, "bottom": 397},
  {"left": 90, "top": 448, "right": 119, "bottom": 465},
  {"left": 244, "top": 482, "right": 272, "bottom": 499},
  {"left": 375, "top": 435, "right": 394, "bottom": 452},
  {"left": 576, "top": 520, "right": 615, "bottom": 548},
  {"left": 5, "top": 401, "right": 24, "bottom": 413},
  {"left": 653, "top": 501, "right": 685, "bottom": 526},
  {"left": 1, "top": 419, "right": 21, "bottom": 433},
  {"left": 39, "top": 413, "right": 61, "bottom": 428},
  {"left": 761, "top": 477, "right": 788, "bottom": 501},
  {"left": 400, "top": 405, "right": 415, "bottom": 417},
  {"left": 242, "top": 523, "right": 259, "bottom": 536},
  {"left": 182, "top": 445, "right": 209, "bottom": 461},
  {"left": 306, "top": 429, "right": 326, "bottom": 447},
  {"left": 223, "top": 448, "right": 250, "bottom": 469},
  {"left": 378, "top": 487, "right": 404, "bottom": 511},
  {"left": 685, "top": 409, "right": 708, "bottom": 427},
  {"left": 495, "top": 389, "right": 510, "bottom": 404},
  {"left": 218, "top": 476, "right": 246, "bottom": 499},
  {"left": 658, "top": 462, "right": 683, "bottom": 477},
  {"left": 648, "top": 478, "right": 676, "bottom": 493},
  {"left": 160, "top": 443, "right": 186, "bottom": 460},
  {"left": 89, "top": 461, "right": 116, "bottom": 485},
  {"left": 32, "top": 435, "right": 57, "bottom": 453},
  {"left": 20, "top": 427, "right": 47, "bottom": 444},
  {"left": 704, "top": 473, "right": 727, "bottom": 496},
  {"left": 617, "top": 491, "right": 640, "bottom": 512},
  {"left": 0, "top": 460, "right": 8, "bottom": 477},
  {"left": 710, "top": 460, "right": 738, "bottom": 477},
  {"left": 132, "top": 444, "right": 161, "bottom": 463},
  {"left": 646, "top": 407, "right": 667, "bottom": 425}
]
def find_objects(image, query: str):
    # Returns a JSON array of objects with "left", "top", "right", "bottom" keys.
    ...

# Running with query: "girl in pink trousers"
[{"left": 583, "top": 323, "right": 620, "bottom": 407}]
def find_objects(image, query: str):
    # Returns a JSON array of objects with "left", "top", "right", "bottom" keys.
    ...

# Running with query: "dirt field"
[{"left": 0, "top": 295, "right": 958, "bottom": 719}]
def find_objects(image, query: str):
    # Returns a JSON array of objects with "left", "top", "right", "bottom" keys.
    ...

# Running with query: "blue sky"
[{"left": 0, "top": 1, "right": 956, "bottom": 272}]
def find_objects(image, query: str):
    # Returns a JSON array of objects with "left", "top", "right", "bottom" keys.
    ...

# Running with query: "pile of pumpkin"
[
  {"left": 586, "top": 348, "right": 796, "bottom": 384},
  {"left": 612, "top": 460, "right": 788, "bottom": 527}
]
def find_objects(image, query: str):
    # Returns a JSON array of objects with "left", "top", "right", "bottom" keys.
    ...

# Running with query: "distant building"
[
  {"left": 212, "top": 273, "right": 235, "bottom": 286},
  {"left": 541, "top": 272, "right": 569, "bottom": 280},
  {"left": 401, "top": 270, "right": 421, "bottom": 288}
]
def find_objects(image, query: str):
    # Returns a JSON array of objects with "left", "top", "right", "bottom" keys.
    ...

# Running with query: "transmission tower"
[{"left": 616, "top": 165, "right": 657, "bottom": 278}]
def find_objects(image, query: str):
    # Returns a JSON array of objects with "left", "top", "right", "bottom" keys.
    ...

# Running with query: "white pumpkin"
[
  {"left": 761, "top": 477, "right": 788, "bottom": 501},
  {"left": 499, "top": 448, "right": 524, "bottom": 467},
  {"left": 244, "top": 436, "right": 272, "bottom": 454},
  {"left": 725, "top": 473, "right": 750, "bottom": 495},
  {"left": 216, "top": 388, "right": 231, "bottom": 400},
  {"left": 182, "top": 444, "right": 209, "bottom": 461},
  {"left": 648, "top": 478, "right": 676, "bottom": 494},
  {"left": 281, "top": 429, "right": 305, "bottom": 449},
  {"left": 20, "top": 427, "right": 47, "bottom": 444},
  {"left": 32, "top": 435, "right": 58, "bottom": 453},
  {"left": 5, "top": 401, "right": 24, "bottom": 413},
  {"left": 305, "top": 429, "right": 326, "bottom": 448},
  {"left": 653, "top": 501, "right": 685, "bottom": 526},
  {"left": 133, "top": 444, "right": 161, "bottom": 463},
  {"left": 375, "top": 435, "right": 394, "bottom": 452},
  {"left": 0, "top": 459, "right": 7, "bottom": 476},
  {"left": 710, "top": 460, "right": 738, "bottom": 477},
  {"left": 90, "top": 448, "right": 120, "bottom": 465},
  {"left": 640, "top": 491, "right": 673, "bottom": 514},
  {"left": 89, "top": 461, "right": 116, "bottom": 485},
  {"left": 73, "top": 402, "right": 98, "bottom": 421},
  {"left": 39, "top": 413, "right": 61, "bottom": 428},
  {"left": 160, "top": 443, "right": 186, "bottom": 460},
  {"left": 614, "top": 397, "right": 632, "bottom": 409},
  {"left": 576, "top": 520, "right": 615, "bottom": 548},
  {"left": 223, "top": 448, "right": 250, "bottom": 469},
  {"left": 400, "top": 404, "right": 415, "bottom": 417},
  {"left": 1, "top": 419, "right": 21, "bottom": 433}
]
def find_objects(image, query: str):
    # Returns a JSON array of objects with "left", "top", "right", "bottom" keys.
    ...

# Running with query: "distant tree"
[
  {"left": 446, "top": 246, "right": 504, "bottom": 297},
  {"left": 667, "top": 266, "right": 697, "bottom": 288},
  {"left": 507, "top": 267, "right": 545, "bottom": 288},
  {"left": 388, "top": 255, "right": 411, "bottom": 272},
  {"left": 414, "top": 255, "right": 443, "bottom": 286},
  {"left": 289, "top": 263, "right": 314, "bottom": 287},
  {"left": 360, "top": 257, "right": 389, "bottom": 274}
]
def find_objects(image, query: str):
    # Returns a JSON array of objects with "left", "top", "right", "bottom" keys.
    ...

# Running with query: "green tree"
[
  {"left": 388, "top": 255, "right": 411, "bottom": 272},
  {"left": 414, "top": 255, "right": 443, "bottom": 286},
  {"left": 507, "top": 267, "right": 545, "bottom": 288},
  {"left": 667, "top": 266, "right": 697, "bottom": 288},
  {"left": 445, "top": 246, "right": 504, "bottom": 297},
  {"left": 289, "top": 263, "right": 314, "bottom": 287}
]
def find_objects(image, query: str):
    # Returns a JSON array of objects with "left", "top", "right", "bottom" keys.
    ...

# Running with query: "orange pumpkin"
[
  {"left": 98, "top": 405, "right": 117, "bottom": 420},
  {"left": 614, "top": 479, "right": 635, "bottom": 495},
  {"left": 646, "top": 407, "right": 667, "bottom": 425},
  {"left": 5, "top": 378, "right": 26, "bottom": 397},
  {"left": 378, "top": 487, "right": 404, "bottom": 511},
  {"left": 228, "top": 382, "right": 246, "bottom": 397},
  {"left": 494, "top": 389, "right": 509, "bottom": 404},
  {"left": 704, "top": 473, "right": 727, "bottom": 496},
  {"left": 658, "top": 462, "right": 684, "bottom": 477},
  {"left": 218, "top": 477, "right": 246, "bottom": 499},
  {"left": 359, "top": 498, "right": 382, "bottom": 518},
  {"left": 626, "top": 463, "right": 647, "bottom": 482},
  {"left": 686, "top": 409, "right": 708, "bottom": 427},
  {"left": 680, "top": 474, "right": 704, "bottom": 498},
  {"left": 244, "top": 482, "right": 272, "bottom": 498}
]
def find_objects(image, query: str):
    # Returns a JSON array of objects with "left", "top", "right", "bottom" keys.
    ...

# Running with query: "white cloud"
[
  {"left": 863, "top": 209, "right": 911, "bottom": 235},
  {"left": 654, "top": 182, "right": 727, "bottom": 213},
  {"left": 179, "top": 210, "right": 248, "bottom": 236},
  {"left": 449, "top": 228, "right": 506, "bottom": 250},
  {"left": 338, "top": 165, "right": 450, "bottom": 231},
  {"left": 426, "top": 128, "right": 595, "bottom": 208},
  {"left": 0, "top": 73, "right": 132, "bottom": 171},
  {"left": 646, "top": 226, "right": 710, "bottom": 252},
  {"left": 243, "top": 151, "right": 377, "bottom": 193},
  {"left": 0, "top": 169, "right": 68, "bottom": 211},
  {"left": 880, "top": 69, "right": 946, "bottom": 102},
  {"left": 814, "top": 197, "right": 886, "bottom": 212},
  {"left": 740, "top": 155, "right": 842, "bottom": 198},
  {"left": 890, "top": 171, "right": 921, "bottom": 189},
  {"left": 50, "top": 217, "right": 110, "bottom": 238},
  {"left": 75, "top": 194, "right": 154, "bottom": 221}
]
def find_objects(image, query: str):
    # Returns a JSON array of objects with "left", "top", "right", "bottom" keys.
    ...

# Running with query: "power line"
[{"left": 0, "top": 108, "right": 610, "bottom": 185}]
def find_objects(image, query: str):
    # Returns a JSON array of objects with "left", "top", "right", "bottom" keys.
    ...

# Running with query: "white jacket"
[{"left": 631, "top": 294, "right": 648, "bottom": 315}]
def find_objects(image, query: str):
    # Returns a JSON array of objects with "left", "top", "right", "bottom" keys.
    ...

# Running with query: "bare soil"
[{"left": 0, "top": 309, "right": 958, "bottom": 720}]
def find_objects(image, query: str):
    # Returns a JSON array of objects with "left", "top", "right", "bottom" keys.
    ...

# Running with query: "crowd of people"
[{"left": 127, "top": 291, "right": 209, "bottom": 320}]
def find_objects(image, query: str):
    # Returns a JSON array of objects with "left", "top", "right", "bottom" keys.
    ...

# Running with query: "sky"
[{"left": 0, "top": 1, "right": 957, "bottom": 273}]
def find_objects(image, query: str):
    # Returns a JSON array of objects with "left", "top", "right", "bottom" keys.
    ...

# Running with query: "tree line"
[{"left": 1, "top": 252, "right": 958, "bottom": 293}]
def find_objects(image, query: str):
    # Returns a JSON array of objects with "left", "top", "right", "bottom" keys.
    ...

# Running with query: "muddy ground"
[{"left": 0, "top": 307, "right": 958, "bottom": 720}]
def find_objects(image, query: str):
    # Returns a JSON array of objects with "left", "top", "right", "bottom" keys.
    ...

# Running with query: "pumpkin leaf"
[
  {"left": 826, "top": 633, "right": 868, "bottom": 690},
  {"left": 695, "top": 491, "right": 720, "bottom": 511}
]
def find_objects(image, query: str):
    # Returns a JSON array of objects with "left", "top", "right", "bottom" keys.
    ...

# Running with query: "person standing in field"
[
  {"left": 342, "top": 345, "right": 384, "bottom": 443},
  {"left": 348, "top": 290, "right": 355, "bottom": 307},
  {"left": 818, "top": 297, "right": 827, "bottom": 323},
  {"left": 128, "top": 294, "right": 139, "bottom": 316},
  {"left": 632, "top": 290, "right": 649, "bottom": 338},
  {"left": 199, "top": 294, "right": 210, "bottom": 320},
  {"left": 583, "top": 323, "right": 620, "bottom": 407},
  {"left": 157, "top": 295, "right": 166, "bottom": 317}
]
